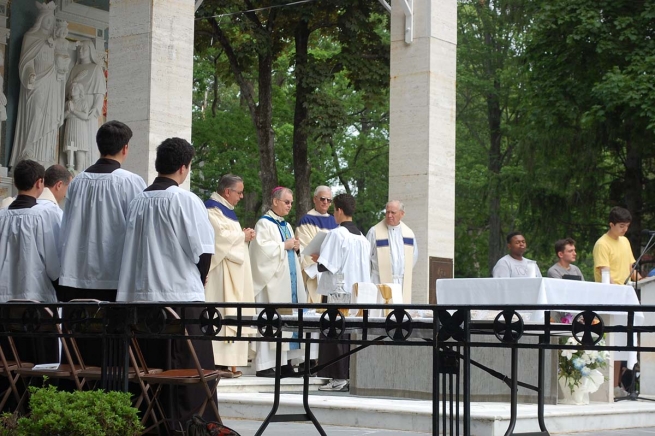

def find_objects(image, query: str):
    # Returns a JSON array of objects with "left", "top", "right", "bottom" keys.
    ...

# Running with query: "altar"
[{"left": 350, "top": 277, "right": 641, "bottom": 404}]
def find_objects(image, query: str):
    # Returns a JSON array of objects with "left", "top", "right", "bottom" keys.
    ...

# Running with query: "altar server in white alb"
[
  {"left": 366, "top": 200, "right": 418, "bottom": 304},
  {"left": 314, "top": 193, "right": 371, "bottom": 391},
  {"left": 117, "top": 137, "right": 215, "bottom": 302},
  {"left": 35, "top": 165, "right": 72, "bottom": 251},
  {"left": 297, "top": 185, "right": 338, "bottom": 304},
  {"left": 250, "top": 187, "right": 306, "bottom": 377},
  {"left": 205, "top": 174, "right": 256, "bottom": 378},
  {"left": 0, "top": 160, "right": 60, "bottom": 303},
  {"left": 116, "top": 137, "right": 216, "bottom": 425},
  {"left": 37, "top": 164, "right": 72, "bottom": 220},
  {"left": 58, "top": 120, "right": 146, "bottom": 302}
]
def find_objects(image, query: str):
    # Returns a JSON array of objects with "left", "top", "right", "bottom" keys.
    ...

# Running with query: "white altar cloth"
[{"left": 436, "top": 277, "right": 641, "bottom": 366}]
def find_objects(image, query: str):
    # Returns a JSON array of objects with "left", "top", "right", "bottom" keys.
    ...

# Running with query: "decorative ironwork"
[
  {"left": 572, "top": 311, "right": 604, "bottom": 346},
  {"left": 256, "top": 308, "right": 281, "bottom": 337},
  {"left": 319, "top": 308, "right": 345, "bottom": 339},
  {"left": 144, "top": 307, "right": 167, "bottom": 334},
  {"left": 20, "top": 306, "right": 41, "bottom": 333},
  {"left": 493, "top": 310, "right": 524, "bottom": 343},
  {"left": 437, "top": 309, "right": 466, "bottom": 342},
  {"left": 199, "top": 307, "right": 222, "bottom": 336},
  {"left": 385, "top": 309, "right": 413, "bottom": 341}
]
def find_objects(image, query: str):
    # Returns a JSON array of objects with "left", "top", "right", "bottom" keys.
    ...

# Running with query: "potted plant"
[{"left": 558, "top": 336, "right": 609, "bottom": 404}]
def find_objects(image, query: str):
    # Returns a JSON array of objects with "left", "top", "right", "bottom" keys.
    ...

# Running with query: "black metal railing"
[{"left": 1, "top": 301, "right": 653, "bottom": 436}]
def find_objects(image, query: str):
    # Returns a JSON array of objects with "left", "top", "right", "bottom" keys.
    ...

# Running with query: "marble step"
[
  {"left": 217, "top": 375, "right": 330, "bottom": 393},
  {"left": 217, "top": 392, "right": 655, "bottom": 435}
]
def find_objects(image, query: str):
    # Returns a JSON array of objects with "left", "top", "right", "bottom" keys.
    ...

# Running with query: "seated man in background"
[
  {"left": 492, "top": 232, "right": 542, "bottom": 278},
  {"left": 547, "top": 238, "right": 584, "bottom": 280}
]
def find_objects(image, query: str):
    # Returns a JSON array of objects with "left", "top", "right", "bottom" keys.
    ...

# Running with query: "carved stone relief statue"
[
  {"left": 9, "top": 1, "right": 65, "bottom": 168},
  {"left": 63, "top": 40, "right": 106, "bottom": 171}
]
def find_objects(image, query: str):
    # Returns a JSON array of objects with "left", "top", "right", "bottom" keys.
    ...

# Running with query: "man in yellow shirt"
[{"left": 593, "top": 207, "right": 640, "bottom": 284}]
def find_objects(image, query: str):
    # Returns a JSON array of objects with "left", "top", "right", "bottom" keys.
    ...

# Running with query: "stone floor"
[{"left": 223, "top": 419, "right": 655, "bottom": 435}]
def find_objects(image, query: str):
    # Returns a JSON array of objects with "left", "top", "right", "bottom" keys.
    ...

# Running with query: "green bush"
[{"left": 0, "top": 384, "right": 143, "bottom": 436}]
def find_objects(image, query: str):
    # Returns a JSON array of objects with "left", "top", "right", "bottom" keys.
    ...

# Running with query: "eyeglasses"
[
  {"left": 229, "top": 189, "right": 244, "bottom": 196},
  {"left": 319, "top": 197, "right": 333, "bottom": 203},
  {"left": 276, "top": 199, "right": 293, "bottom": 206}
]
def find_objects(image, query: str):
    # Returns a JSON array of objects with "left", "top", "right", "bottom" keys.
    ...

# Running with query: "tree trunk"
[
  {"left": 487, "top": 83, "right": 504, "bottom": 273},
  {"left": 292, "top": 18, "right": 312, "bottom": 223},
  {"left": 256, "top": 50, "right": 278, "bottom": 211},
  {"left": 624, "top": 137, "right": 643, "bottom": 261}
]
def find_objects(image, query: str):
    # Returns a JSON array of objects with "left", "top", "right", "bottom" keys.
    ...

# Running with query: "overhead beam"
[
  {"left": 195, "top": 0, "right": 204, "bottom": 12},
  {"left": 377, "top": 0, "right": 391, "bottom": 13}
]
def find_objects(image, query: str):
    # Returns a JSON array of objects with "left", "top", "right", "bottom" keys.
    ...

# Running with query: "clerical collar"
[
  {"left": 85, "top": 157, "right": 121, "bottom": 174},
  {"left": 340, "top": 221, "right": 362, "bottom": 236},
  {"left": 267, "top": 210, "right": 286, "bottom": 223},
  {"left": 8, "top": 194, "right": 37, "bottom": 210},
  {"left": 145, "top": 177, "right": 179, "bottom": 192},
  {"left": 212, "top": 192, "right": 234, "bottom": 210}
]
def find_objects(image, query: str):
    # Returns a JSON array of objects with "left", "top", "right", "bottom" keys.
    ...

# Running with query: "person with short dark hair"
[
  {"left": 38, "top": 164, "right": 72, "bottom": 219},
  {"left": 58, "top": 120, "right": 146, "bottom": 302},
  {"left": 593, "top": 206, "right": 639, "bottom": 284},
  {"left": 313, "top": 193, "right": 370, "bottom": 392},
  {"left": 0, "top": 160, "right": 60, "bottom": 302},
  {"left": 492, "top": 232, "right": 542, "bottom": 277},
  {"left": 117, "top": 137, "right": 216, "bottom": 425},
  {"left": 0, "top": 160, "right": 61, "bottom": 374},
  {"left": 547, "top": 238, "right": 584, "bottom": 280}
]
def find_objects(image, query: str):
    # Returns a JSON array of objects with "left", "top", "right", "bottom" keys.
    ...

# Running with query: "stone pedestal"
[
  {"left": 107, "top": 0, "right": 194, "bottom": 186},
  {"left": 389, "top": 0, "right": 457, "bottom": 303},
  {"left": 0, "top": 166, "right": 11, "bottom": 200},
  {"left": 351, "top": 334, "right": 559, "bottom": 404}
]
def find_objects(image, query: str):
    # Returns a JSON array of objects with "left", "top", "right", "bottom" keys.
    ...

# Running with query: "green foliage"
[{"left": 0, "top": 385, "right": 142, "bottom": 436}]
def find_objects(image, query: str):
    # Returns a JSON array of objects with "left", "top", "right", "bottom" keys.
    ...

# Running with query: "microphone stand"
[
  {"left": 624, "top": 232, "right": 655, "bottom": 287},
  {"left": 615, "top": 232, "right": 655, "bottom": 402}
]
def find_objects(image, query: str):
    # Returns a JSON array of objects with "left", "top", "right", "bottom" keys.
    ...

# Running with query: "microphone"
[{"left": 642, "top": 229, "right": 655, "bottom": 236}]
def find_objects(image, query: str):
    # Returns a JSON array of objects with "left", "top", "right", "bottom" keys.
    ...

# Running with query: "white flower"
[{"left": 561, "top": 349, "right": 575, "bottom": 360}]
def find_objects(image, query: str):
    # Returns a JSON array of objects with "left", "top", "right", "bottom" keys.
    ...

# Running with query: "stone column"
[
  {"left": 389, "top": 0, "right": 457, "bottom": 303},
  {"left": 107, "top": 0, "right": 194, "bottom": 185}
]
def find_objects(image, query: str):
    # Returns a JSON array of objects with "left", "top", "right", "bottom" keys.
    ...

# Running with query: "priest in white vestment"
[
  {"left": 314, "top": 193, "right": 370, "bottom": 392},
  {"left": 250, "top": 187, "right": 306, "bottom": 377},
  {"left": 366, "top": 200, "right": 418, "bottom": 304},
  {"left": 116, "top": 137, "right": 216, "bottom": 425},
  {"left": 297, "top": 186, "right": 337, "bottom": 304},
  {"left": 59, "top": 121, "right": 146, "bottom": 302},
  {"left": 205, "top": 174, "right": 256, "bottom": 377}
]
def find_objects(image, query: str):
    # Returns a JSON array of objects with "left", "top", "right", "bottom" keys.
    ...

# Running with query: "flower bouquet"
[{"left": 558, "top": 337, "right": 609, "bottom": 404}]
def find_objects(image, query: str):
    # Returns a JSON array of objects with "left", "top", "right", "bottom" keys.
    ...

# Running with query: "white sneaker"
[{"left": 319, "top": 379, "right": 348, "bottom": 391}]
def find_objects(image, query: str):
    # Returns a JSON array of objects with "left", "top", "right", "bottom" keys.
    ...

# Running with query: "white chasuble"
[
  {"left": 296, "top": 209, "right": 337, "bottom": 303},
  {"left": 205, "top": 193, "right": 255, "bottom": 367},
  {"left": 316, "top": 225, "right": 371, "bottom": 296},
  {"left": 116, "top": 187, "right": 215, "bottom": 302},
  {"left": 249, "top": 210, "right": 306, "bottom": 371},
  {"left": 366, "top": 220, "right": 418, "bottom": 304}
]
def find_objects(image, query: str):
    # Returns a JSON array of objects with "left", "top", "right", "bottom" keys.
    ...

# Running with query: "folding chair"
[
  {"left": 8, "top": 300, "right": 97, "bottom": 392},
  {"left": 0, "top": 329, "right": 34, "bottom": 413},
  {"left": 131, "top": 306, "right": 221, "bottom": 435}
]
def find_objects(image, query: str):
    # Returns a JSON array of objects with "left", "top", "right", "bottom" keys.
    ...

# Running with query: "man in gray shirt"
[
  {"left": 547, "top": 238, "right": 584, "bottom": 280},
  {"left": 492, "top": 232, "right": 542, "bottom": 277}
]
